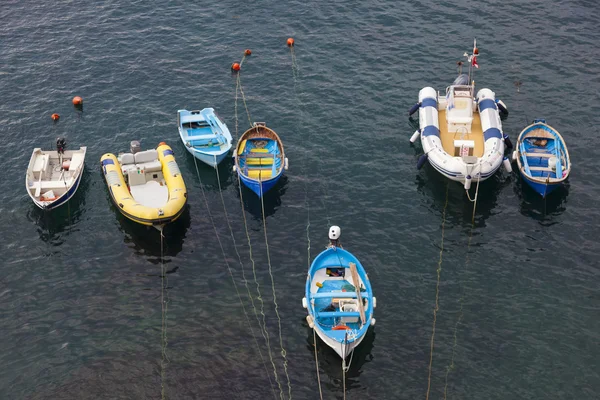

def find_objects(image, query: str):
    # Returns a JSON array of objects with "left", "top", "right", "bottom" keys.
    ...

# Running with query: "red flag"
[{"left": 472, "top": 55, "right": 479, "bottom": 69}]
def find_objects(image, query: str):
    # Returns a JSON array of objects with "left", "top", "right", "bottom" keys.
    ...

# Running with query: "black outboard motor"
[{"left": 56, "top": 137, "right": 67, "bottom": 154}]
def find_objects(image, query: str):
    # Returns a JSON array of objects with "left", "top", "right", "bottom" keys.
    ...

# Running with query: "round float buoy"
[
  {"left": 474, "top": 47, "right": 479, "bottom": 55},
  {"left": 496, "top": 99, "right": 508, "bottom": 114},
  {"left": 244, "top": 49, "right": 252, "bottom": 56},
  {"left": 51, "top": 113, "right": 60, "bottom": 121},
  {"left": 287, "top": 38, "right": 294, "bottom": 47},
  {"left": 512, "top": 150, "right": 518, "bottom": 161},
  {"left": 417, "top": 153, "right": 428, "bottom": 169},
  {"left": 371, "top": 318, "right": 376, "bottom": 326},
  {"left": 464, "top": 175, "right": 472, "bottom": 190},
  {"left": 72, "top": 96, "right": 83, "bottom": 106},
  {"left": 231, "top": 62, "right": 241, "bottom": 71},
  {"left": 410, "top": 129, "right": 421, "bottom": 143},
  {"left": 302, "top": 297, "right": 307, "bottom": 309}
]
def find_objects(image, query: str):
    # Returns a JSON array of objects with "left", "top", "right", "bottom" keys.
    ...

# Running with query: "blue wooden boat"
[
  {"left": 234, "top": 122, "right": 288, "bottom": 197},
  {"left": 514, "top": 119, "right": 571, "bottom": 197},
  {"left": 302, "top": 226, "right": 376, "bottom": 360},
  {"left": 177, "top": 108, "right": 232, "bottom": 168}
]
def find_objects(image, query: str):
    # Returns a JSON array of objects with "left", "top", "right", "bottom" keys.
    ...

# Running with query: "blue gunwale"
[{"left": 305, "top": 247, "right": 373, "bottom": 344}]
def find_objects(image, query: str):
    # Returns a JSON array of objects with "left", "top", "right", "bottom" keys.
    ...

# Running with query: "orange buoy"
[
  {"left": 244, "top": 49, "right": 252, "bottom": 56},
  {"left": 231, "top": 62, "right": 241, "bottom": 71},
  {"left": 473, "top": 47, "right": 479, "bottom": 55},
  {"left": 287, "top": 38, "right": 294, "bottom": 47},
  {"left": 51, "top": 113, "right": 60, "bottom": 121},
  {"left": 158, "top": 141, "right": 166, "bottom": 146},
  {"left": 72, "top": 96, "right": 83, "bottom": 106}
]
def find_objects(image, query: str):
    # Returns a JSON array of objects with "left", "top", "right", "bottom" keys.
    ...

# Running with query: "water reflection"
[
  {"left": 180, "top": 150, "right": 235, "bottom": 192},
  {"left": 513, "top": 174, "right": 569, "bottom": 223},
  {"left": 112, "top": 203, "right": 191, "bottom": 259},
  {"left": 306, "top": 325, "right": 376, "bottom": 392},
  {"left": 26, "top": 168, "right": 89, "bottom": 244},
  {"left": 415, "top": 164, "right": 513, "bottom": 228},
  {"left": 237, "top": 175, "right": 288, "bottom": 220}
]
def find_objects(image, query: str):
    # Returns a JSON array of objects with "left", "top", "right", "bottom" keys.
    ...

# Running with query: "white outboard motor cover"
[{"left": 329, "top": 226, "right": 341, "bottom": 241}]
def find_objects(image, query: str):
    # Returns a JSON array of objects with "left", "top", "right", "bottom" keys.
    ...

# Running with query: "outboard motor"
[
  {"left": 452, "top": 73, "right": 469, "bottom": 86},
  {"left": 329, "top": 225, "right": 341, "bottom": 247},
  {"left": 130, "top": 140, "right": 141, "bottom": 154},
  {"left": 56, "top": 137, "right": 66, "bottom": 154}
]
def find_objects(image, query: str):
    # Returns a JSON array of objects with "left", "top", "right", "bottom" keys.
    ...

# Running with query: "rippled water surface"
[{"left": 1, "top": 0, "right": 599, "bottom": 399}]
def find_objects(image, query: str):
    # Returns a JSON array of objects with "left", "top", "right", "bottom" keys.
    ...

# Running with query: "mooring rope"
[
  {"left": 425, "top": 182, "right": 449, "bottom": 400},
  {"left": 443, "top": 175, "right": 480, "bottom": 398},
  {"left": 213, "top": 154, "right": 278, "bottom": 400},
  {"left": 234, "top": 75, "right": 286, "bottom": 400},
  {"left": 312, "top": 329, "right": 324, "bottom": 400},
  {"left": 160, "top": 227, "right": 169, "bottom": 400},
  {"left": 192, "top": 155, "right": 279, "bottom": 398}
]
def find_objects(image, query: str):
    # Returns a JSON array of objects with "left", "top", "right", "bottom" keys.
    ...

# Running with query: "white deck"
[{"left": 129, "top": 180, "right": 169, "bottom": 207}]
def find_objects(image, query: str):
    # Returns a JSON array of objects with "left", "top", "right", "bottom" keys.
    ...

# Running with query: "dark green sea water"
[{"left": 1, "top": 1, "right": 599, "bottom": 399}]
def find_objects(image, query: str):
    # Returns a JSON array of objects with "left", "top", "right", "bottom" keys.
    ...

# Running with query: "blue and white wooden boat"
[
  {"left": 25, "top": 138, "right": 86, "bottom": 210},
  {"left": 408, "top": 39, "right": 512, "bottom": 191},
  {"left": 233, "top": 122, "right": 288, "bottom": 197},
  {"left": 303, "top": 226, "right": 376, "bottom": 360},
  {"left": 513, "top": 119, "right": 571, "bottom": 198},
  {"left": 177, "top": 108, "right": 232, "bottom": 168}
]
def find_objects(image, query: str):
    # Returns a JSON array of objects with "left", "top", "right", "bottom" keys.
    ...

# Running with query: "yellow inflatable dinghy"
[{"left": 101, "top": 142, "right": 187, "bottom": 227}]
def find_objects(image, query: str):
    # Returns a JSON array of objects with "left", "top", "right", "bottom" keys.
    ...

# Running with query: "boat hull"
[
  {"left": 101, "top": 144, "right": 187, "bottom": 227},
  {"left": 314, "top": 323, "right": 366, "bottom": 359},
  {"left": 239, "top": 170, "right": 282, "bottom": 197},
  {"left": 519, "top": 170, "right": 561, "bottom": 198},
  {"left": 31, "top": 169, "right": 84, "bottom": 210},
  {"left": 185, "top": 146, "right": 229, "bottom": 168}
]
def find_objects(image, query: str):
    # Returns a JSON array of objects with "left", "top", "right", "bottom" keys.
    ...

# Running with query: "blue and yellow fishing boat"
[
  {"left": 302, "top": 226, "right": 376, "bottom": 360},
  {"left": 513, "top": 119, "right": 571, "bottom": 198},
  {"left": 233, "top": 122, "right": 288, "bottom": 197}
]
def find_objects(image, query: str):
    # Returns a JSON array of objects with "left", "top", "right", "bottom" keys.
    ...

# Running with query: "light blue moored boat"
[
  {"left": 514, "top": 119, "right": 571, "bottom": 197},
  {"left": 303, "top": 226, "right": 375, "bottom": 360},
  {"left": 177, "top": 108, "right": 232, "bottom": 168}
]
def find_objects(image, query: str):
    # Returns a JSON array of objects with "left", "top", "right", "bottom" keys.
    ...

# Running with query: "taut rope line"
[
  {"left": 443, "top": 175, "right": 480, "bottom": 398},
  {"left": 191, "top": 155, "right": 278, "bottom": 398},
  {"left": 425, "top": 182, "right": 449, "bottom": 400},
  {"left": 213, "top": 153, "right": 278, "bottom": 400},
  {"left": 160, "top": 227, "right": 169, "bottom": 400},
  {"left": 234, "top": 75, "right": 286, "bottom": 399}
]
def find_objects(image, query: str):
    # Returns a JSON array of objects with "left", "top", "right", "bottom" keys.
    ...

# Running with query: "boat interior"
[
  {"left": 27, "top": 150, "right": 85, "bottom": 201},
  {"left": 237, "top": 133, "right": 283, "bottom": 181},
  {"left": 310, "top": 266, "right": 369, "bottom": 339},
  {"left": 520, "top": 129, "right": 567, "bottom": 180},
  {"left": 118, "top": 149, "right": 168, "bottom": 208},
  {"left": 180, "top": 114, "right": 227, "bottom": 152},
  {"left": 438, "top": 86, "right": 485, "bottom": 158}
]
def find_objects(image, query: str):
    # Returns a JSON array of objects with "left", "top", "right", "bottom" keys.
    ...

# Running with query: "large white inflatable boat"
[{"left": 409, "top": 40, "right": 512, "bottom": 190}]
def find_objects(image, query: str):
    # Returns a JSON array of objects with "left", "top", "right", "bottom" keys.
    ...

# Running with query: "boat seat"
[
  {"left": 245, "top": 158, "right": 274, "bottom": 166},
  {"left": 33, "top": 180, "right": 68, "bottom": 191},
  {"left": 523, "top": 152, "right": 553, "bottom": 158},
  {"left": 134, "top": 149, "right": 159, "bottom": 164},
  {"left": 120, "top": 153, "right": 135, "bottom": 165},
  {"left": 310, "top": 292, "right": 359, "bottom": 299},
  {"left": 138, "top": 160, "right": 162, "bottom": 173},
  {"left": 247, "top": 169, "right": 273, "bottom": 179},
  {"left": 237, "top": 139, "right": 247, "bottom": 155},
  {"left": 33, "top": 154, "right": 50, "bottom": 176},
  {"left": 528, "top": 166, "right": 553, "bottom": 172},
  {"left": 127, "top": 169, "right": 146, "bottom": 186},
  {"left": 70, "top": 152, "right": 84, "bottom": 171},
  {"left": 250, "top": 148, "right": 269, "bottom": 153},
  {"left": 317, "top": 311, "right": 361, "bottom": 318},
  {"left": 239, "top": 153, "right": 274, "bottom": 159}
]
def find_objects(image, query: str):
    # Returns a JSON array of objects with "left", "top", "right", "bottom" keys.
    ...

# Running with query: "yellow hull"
[{"left": 100, "top": 144, "right": 187, "bottom": 226}]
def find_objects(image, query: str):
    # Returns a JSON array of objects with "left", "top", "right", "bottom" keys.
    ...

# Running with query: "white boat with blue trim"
[
  {"left": 409, "top": 40, "right": 512, "bottom": 190},
  {"left": 25, "top": 138, "right": 86, "bottom": 210},
  {"left": 177, "top": 108, "right": 232, "bottom": 168},
  {"left": 303, "top": 226, "right": 376, "bottom": 360}
]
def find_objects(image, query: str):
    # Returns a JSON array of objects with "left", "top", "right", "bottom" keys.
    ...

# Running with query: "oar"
[{"left": 349, "top": 262, "right": 366, "bottom": 325}]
